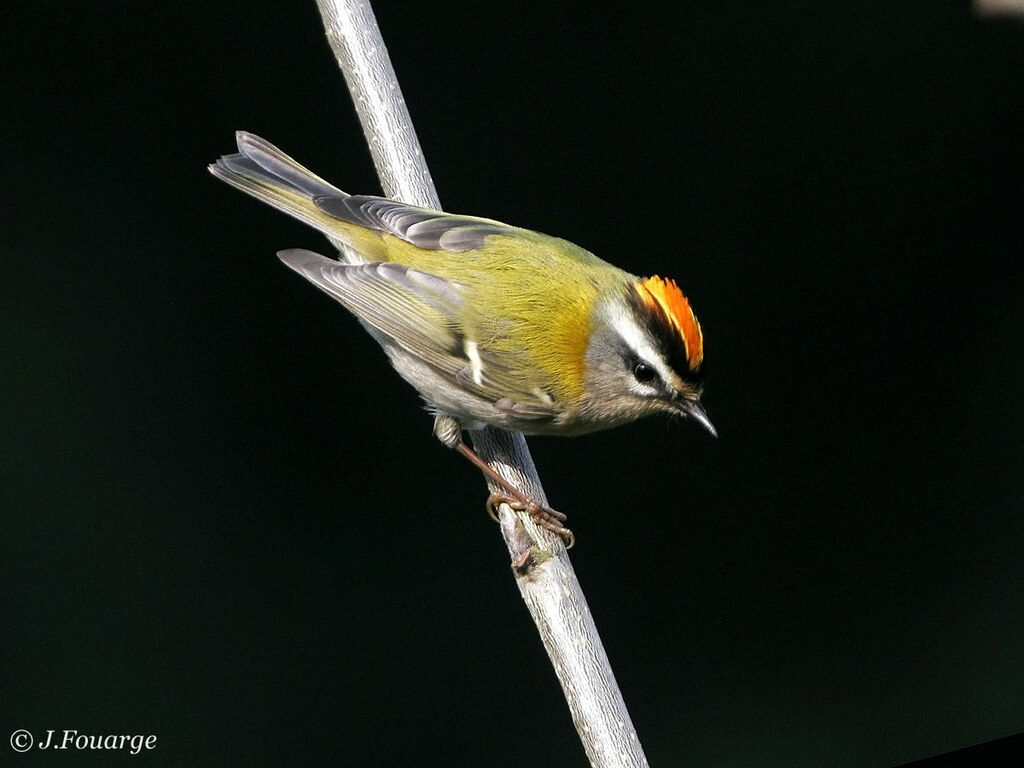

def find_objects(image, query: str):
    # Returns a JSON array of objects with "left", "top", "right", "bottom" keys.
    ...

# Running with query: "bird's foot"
[{"left": 487, "top": 492, "right": 574, "bottom": 549}]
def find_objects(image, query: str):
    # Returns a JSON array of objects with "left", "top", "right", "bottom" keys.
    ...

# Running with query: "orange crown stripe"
[{"left": 639, "top": 275, "right": 704, "bottom": 370}]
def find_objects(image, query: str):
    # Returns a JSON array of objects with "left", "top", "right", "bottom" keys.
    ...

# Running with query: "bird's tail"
[{"left": 209, "top": 132, "right": 355, "bottom": 252}]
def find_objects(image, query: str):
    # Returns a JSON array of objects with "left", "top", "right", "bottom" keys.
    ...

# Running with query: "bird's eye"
[{"left": 633, "top": 362, "right": 657, "bottom": 384}]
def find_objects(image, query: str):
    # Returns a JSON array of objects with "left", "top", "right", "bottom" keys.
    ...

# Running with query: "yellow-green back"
[{"left": 340, "top": 223, "right": 627, "bottom": 403}]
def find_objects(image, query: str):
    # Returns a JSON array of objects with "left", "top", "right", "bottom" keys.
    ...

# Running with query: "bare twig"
[{"left": 313, "top": 1, "right": 650, "bottom": 765}]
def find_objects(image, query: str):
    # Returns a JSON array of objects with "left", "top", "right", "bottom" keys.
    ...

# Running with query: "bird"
[{"left": 210, "top": 132, "right": 713, "bottom": 546}]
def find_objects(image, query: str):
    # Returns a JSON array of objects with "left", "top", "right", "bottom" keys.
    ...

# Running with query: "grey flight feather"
[
  {"left": 277, "top": 248, "right": 465, "bottom": 333},
  {"left": 312, "top": 194, "right": 513, "bottom": 253}
]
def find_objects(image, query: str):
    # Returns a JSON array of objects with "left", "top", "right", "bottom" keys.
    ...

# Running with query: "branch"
[{"left": 314, "top": 1, "right": 650, "bottom": 765}]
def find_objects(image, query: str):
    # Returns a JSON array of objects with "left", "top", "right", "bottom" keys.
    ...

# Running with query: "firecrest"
[{"left": 210, "top": 132, "right": 714, "bottom": 545}]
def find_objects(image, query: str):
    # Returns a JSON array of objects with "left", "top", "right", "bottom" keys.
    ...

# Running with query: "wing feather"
[
  {"left": 313, "top": 194, "right": 513, "bottom": 253},
  {"left": 277, "top": 248, "right": 559, "bottom": 421}
]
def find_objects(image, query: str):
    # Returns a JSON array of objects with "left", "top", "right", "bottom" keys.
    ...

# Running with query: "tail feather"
[
  {"left": 228, "top": 132, "right": 341, "bottom": 199},
  {"left": 209, "top": 131, "right": 353, "bottom": 249}
]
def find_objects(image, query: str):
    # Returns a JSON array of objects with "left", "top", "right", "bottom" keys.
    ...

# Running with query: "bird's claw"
[{"left": 486, "top": 492, "right": 575, "bottom": 549}]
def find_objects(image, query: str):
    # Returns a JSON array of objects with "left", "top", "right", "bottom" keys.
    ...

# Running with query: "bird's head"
[{"left": 579, "top": 274, "right": 714, "bottom": 436}]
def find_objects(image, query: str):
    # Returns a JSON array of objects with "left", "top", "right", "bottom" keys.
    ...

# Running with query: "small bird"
[{"left": 210, "top": 132, "right": 713, "bottom": 545}]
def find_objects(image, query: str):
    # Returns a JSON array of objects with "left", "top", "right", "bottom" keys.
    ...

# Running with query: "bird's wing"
[
  {"left": 312, "top": 194, "right": 517, "bottom": 253},
  {"left": 278, "top": 249, "right": 560, "bottom": 421}
]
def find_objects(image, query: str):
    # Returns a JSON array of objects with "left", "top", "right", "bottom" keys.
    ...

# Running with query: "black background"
[{"left": 3, "top": 1, "right": 1023, "bottom": 766}]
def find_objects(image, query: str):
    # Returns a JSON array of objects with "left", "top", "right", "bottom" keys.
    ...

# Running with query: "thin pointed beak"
[{"left": 684, "top": 401, "right": 717, "bottom": 438}]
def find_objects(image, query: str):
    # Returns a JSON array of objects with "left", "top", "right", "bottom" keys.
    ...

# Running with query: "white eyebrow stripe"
[
  {"left": 607, "top": 304, "right": 682, "bottom": 390},
  {"left": 464, "top": 340, "right": 484, "bottom": 385}
]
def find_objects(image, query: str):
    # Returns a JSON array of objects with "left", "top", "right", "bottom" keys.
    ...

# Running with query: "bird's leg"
[{"left": 433, "top": 415, "right": 574, "bottom": 547}]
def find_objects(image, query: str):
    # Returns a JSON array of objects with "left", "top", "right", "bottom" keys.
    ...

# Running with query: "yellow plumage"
[{"left": 372, "top": 232, "right": 614, "bottom": 404}]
